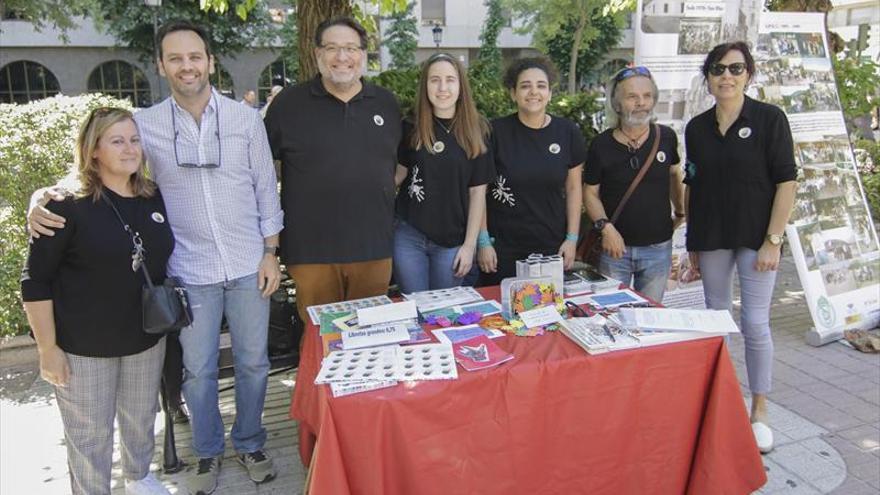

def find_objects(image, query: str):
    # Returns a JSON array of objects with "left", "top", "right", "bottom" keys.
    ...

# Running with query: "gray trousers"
[
  {"left": 699, "top": 248, "right": 776, "bottom": 395},
  {"left": 54, "top": 338, "right": 165, "bottom": 495}
]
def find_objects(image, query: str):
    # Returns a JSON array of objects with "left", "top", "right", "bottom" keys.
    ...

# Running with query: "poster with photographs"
[
  {"left": 635, "top": 0, "right": 762, "bottom": 136},
  {"left": 661, "top": 225, "right": 706, "bottom": 309},
  {"left": 754, "top": 13, "right": 879, "bottom": 335}
]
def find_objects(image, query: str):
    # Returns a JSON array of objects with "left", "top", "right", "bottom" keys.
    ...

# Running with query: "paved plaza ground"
[{"left": 1, "top": 254, "right": 878, "bottom": 494}]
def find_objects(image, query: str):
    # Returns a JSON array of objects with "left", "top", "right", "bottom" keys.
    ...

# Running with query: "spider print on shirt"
[
  {"left": 407, "top": 165, "right": 426, "bottom": 202},
  {"left": 492, "top": 175, "right": 516, "bottom": 207}
]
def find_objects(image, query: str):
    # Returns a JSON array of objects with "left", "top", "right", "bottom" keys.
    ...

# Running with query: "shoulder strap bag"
[
  {"left": 102, "top": 194, "right": 193, "bottom": 334},
  {"left": 577, "top": 124, "right": 662, "bottom": 266}
]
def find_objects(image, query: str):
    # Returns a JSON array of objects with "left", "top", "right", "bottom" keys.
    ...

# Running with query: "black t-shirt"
[
  {"left": 583, "top": 124, "right": 680, "bottom": 246},
  {"left": 265, "top": 77, "right": 402, "bottom": 264},
  {"left": 684, "top": 95, "right": 797, "bottom": 251},
  {"left": 21, "top": 189, "right": 174, "bottom": 357},
  {"left": 396, "top": 118, "right": 495, "bottom": 247},
  {"left": 486, "top": 114, "right": 586, "bottom": 250}
]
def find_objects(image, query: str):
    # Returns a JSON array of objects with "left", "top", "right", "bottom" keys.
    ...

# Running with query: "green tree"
[
  {"left": 544, "top": 9, "right": 624, "bottom": 89},
  {"left": 472, "top": 0, "right": 504, "bottom": 81},
  {"left": 279, "top": 1, "right": 300, "bottom": 83},
  {"left": 504, "top": 0, "right": 633, "bottom": 94},
  {"left": 93, "top": 0, "right": 276, "bottom": 64},
  {"left": 833, "top": 56, "right": 880, "bottom": 139},
  {"left": 0, "top": 0, "right": 96, "bottom": 41},
  {"left": 383, "top": 2, "right": 418, "bottom": 69}
]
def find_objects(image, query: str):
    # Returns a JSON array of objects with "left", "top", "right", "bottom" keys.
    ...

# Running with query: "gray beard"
[{"left": 622, "top": 110, "right": 653, "bottom": 127}]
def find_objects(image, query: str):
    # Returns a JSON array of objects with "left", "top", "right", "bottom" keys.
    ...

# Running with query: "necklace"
[
  {"left": 434, "top": 117, "right": 453, "bottom": 134},
  {"left": 618, "top": 126, "right": 650, "bottom": 153}
]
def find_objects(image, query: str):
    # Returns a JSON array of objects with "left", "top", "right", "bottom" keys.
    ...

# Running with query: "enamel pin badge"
[
  {"left": 373, "top": 114, "right": 385, "bottom": 126},
  {"left": 433, "top": 141, "right": 445, "bottom": 153},
  {"left": 549, "top": 143, "right": 561, "bottom": 154},
  {"left": 738, "top": 127, "right": 752, "bottom": 139},
  {"left": 151, "top": 212, "right": 165, "bottom": 223}
]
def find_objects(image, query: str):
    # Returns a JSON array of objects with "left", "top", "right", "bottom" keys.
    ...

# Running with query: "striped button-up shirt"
[{"left": 134, "top": 89, "right": 283, "bottom": 285}]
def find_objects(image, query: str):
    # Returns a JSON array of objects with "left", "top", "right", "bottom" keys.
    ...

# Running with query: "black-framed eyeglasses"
[
  {"left": 614, "top": 66, "right": 652, "bottom": 82},
  {"left": 319, "top": 44, "right": 364, "bottom": 57},
  {"left": 708, "top": 62, "right": 747, "bottom": 77},
  {"left": 171, "top": 94, "right": 221, "bottom": 169}
]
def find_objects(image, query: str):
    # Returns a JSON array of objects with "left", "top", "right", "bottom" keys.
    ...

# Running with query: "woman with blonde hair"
[
  {"left": 21, "top": 107, "right": 174, "bottom": 495},
  {"left": 393, "top": 53, "right": 494, "bottom": 292}
]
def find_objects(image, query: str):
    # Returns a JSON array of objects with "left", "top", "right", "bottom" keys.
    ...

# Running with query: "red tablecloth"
[{"left": 290, "top": 288, "right": 766, "bottom": 495}]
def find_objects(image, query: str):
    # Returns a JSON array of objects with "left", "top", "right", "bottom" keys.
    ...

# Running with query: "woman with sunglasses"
[
  {"left": 684, "top": 42, "right": 797, "bottom": 454},
  {"left": 583, "top": 66, "right": 684, "bottom": 302},
  {"left": 393, "top": 53, "right": 494, "bottom": 293},
  {"left": 21, "top": 108, "right": 174, "bottom": 494},
  {"left": 478, "top": 57, "right": 585, "bottom": 285}
]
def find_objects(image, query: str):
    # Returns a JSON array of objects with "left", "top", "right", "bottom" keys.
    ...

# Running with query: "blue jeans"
[
  {"left": 179, "top": 272, "right": 269, "bottom": 458},
  {"left": 598, "top": 240, "right": 672, "bottom": 302},
  {"left": 393, "top": 219, "right": 464, "bottom": 293},
  {"left": 698, "top": 248, "right": 776, "bottom": 395}
]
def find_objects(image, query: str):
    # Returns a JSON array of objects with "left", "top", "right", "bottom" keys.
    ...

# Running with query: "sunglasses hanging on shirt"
[{"left": 171, "top": 93, "right": 222, "bottom": 169}]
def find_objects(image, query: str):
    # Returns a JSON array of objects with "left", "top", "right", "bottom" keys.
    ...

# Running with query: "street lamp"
[
  {"left": 432, "top": 22, "right": 443, "bottom": 50},
  {"left": 144, "top": 0, "right": 163, "bottom": 102}
]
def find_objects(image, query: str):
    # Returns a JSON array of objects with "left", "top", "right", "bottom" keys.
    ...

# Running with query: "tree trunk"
[
  {"left": 297, "top": 0, "right": 352, "bottom": 82},
  {"left": 568, "top": 7, "right": 588, "bottom": 95}
]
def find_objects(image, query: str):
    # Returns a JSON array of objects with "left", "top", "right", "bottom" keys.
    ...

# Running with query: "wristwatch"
[
  {"left": 766, "top": 233, "right": 784, "bottom": 246},
  {"left": 593, "top": 218, "right": 609, "bottom": 232}
]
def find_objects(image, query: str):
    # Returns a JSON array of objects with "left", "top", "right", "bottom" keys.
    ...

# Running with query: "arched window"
[
  {"left": 259, "top": 58, "right": 293, "bottom": 104},
  {"left": 87, "top": 60, "right": 152, "bottom": 107},
  {"left": 210, "top": 62, "right": 235, "bottom": 99},
  {"left": 0, "top": 61, "right": 60, "bottom": 104}
]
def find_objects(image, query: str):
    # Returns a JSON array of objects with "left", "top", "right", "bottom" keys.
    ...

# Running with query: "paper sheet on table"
[
  {"left": 567, "top": 289, "right": 648, "bottom": 309},
  {"left": 357, "top": 300, "right": 418, "bottom": 326},
  {"left": 620, "top": 308, "right": 740, "bottom": 334},
  {"left": 518, "top": 305, "right": 564, "bottom": 328},
  {"left": 341, "top": 323, "right": 411, "bottom": 350}
]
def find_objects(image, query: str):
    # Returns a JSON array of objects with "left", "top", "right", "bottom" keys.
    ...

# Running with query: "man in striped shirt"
[{"left": 29, "top": 20, "right": 282, "bottom": 495}]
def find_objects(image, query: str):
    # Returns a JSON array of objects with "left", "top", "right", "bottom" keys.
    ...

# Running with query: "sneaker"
[
  {"left": 189, "top": 455, "right": 222, "bottom": 495},
  {"left": 125, "top": 472, "right": 171, "bottom": 495},
  {"left": 237, "top": 449, "right": 276, "bottom": 484},
  {"left": 752, "top": 421, "right": 774, "bottom": 454}
]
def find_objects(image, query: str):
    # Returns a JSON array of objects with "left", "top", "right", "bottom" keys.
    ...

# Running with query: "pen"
[{"left": 602, "top": 323, "right": 616, "bottom": 342}]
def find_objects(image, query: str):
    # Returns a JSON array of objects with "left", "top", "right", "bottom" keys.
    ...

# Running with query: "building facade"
[
  {"left": 1, "top": 2, "right": 639, "bottom": 107},
  {"left": 827, "top": 0, "right": 880, "bottom": 61},
  {"left": 0, "top": 15, "right": 288, "bottom": 106}
]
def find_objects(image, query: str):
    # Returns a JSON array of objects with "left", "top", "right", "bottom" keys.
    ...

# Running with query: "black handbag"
[{"left": 102, "top": 195, "right": 193, "bottom": 334}]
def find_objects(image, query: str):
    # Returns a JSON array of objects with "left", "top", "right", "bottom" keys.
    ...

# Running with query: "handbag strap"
[
  {"left": 608, "top": 123, "right": 662, "bottom": 223},
  {"left": 100, "top": 193, "right": 155, "bottom": 288}
]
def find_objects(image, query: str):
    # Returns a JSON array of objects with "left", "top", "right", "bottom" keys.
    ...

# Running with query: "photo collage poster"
[
  {"left": 635, "top": 3, "right": 880, "bottom": 332},
  {"left": 754, "top": 12, "right": 879, "bottom": 334}
]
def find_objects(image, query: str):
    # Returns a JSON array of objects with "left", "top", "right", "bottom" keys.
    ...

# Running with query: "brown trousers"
[{"left": 287, "top": 258, "right": 393, "bottom": 323}]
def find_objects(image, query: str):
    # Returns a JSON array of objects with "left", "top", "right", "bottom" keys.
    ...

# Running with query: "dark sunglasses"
[
  {"left": 708, "top": 62, "right": 747, "bottom": 76},
  {"left": 170, "top": 94, "right": 221, "bottom": 169},
  {"left": 614, "top": 66, "right": 652, "bottom": 82}
]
